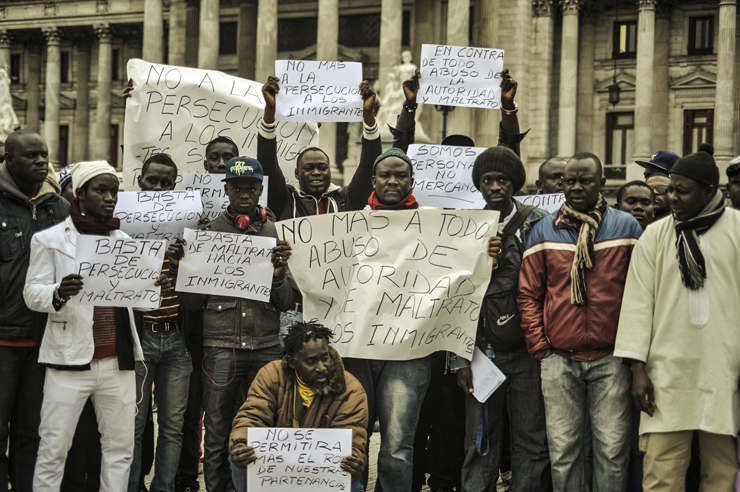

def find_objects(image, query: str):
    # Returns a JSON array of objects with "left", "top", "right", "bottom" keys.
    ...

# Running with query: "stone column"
[
  {"left": 237, "top": 3, "right": 257, "bottom": 80},
  {"left": 629, "top": 0, "right": 656, "bottom": 180},
  {"left": 528, "top": 1, "right": 556, "bottom": 164},
  {"left": 651, "top": 11, "right": 670, "bottom": 151},
  {"left": 446, "top": 0, "right": 472, "bottom": 139},
  {"left": 168, "top": 0, "right": 187, "bottom": 66},
  {"left": 25, "top": 43, "right": 42, "bottom": 132},
  {"left": 255, "top": 0, "right": 277, "bottom": 81},
  {"left": 576, "top": 18, "right": 595, "bottom": 154},
  {"left": 474, "top": 0, "right": 500, "bottom": 148},
  {"left": 143, "top": 0, "right": 164, "bottom": 63},
  {"left": 73, "top": 41, "right": 91, "bottom": 162},
  {"left": 317, "top": 0, "right": 339, "bottom": 180},
  {"left": 94, "top": 24, "right": 113, "bottom": 161},
  {"left": 714, "top": 0, "right": 738, "bottom": 173},
  {"left": 379, "top": 0, "right": 402, "bottom": 94},
  {"left": 0, "top": 30, "right": 11, "bottom": 73},
  {"left": 557, "top": 0, "right": 579, "bottom": 159},
  {"left": 198, "top": 0, "right": 219, "bottom": 70},
  {"left": 43, "top": 27, "right": 61, "bottom": 167}
]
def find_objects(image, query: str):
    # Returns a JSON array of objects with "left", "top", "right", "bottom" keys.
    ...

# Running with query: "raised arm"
[
  {"left": 259, "top": 76, "right": 291, "bottom": 219},
  {"left": 345, "top": 81, "right": 382, "bottom": 210}
]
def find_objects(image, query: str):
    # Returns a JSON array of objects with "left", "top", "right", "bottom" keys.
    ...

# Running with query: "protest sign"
[
  {"left": 180, "top": 173, "right": 269, "bottom": 221},
  {"left": 68, "top": 236, "right": 166, "bottom": 309},
  {"left": 115, "top": 190, "right": 202, "bottom": 242},
  {"left": 275, "top": 60, "right": 363, "bottom": 123},
  {"left": 247, "top": 428, "right": 352, "bottom": 492},
  {"left": 408, "top": 144, "right": 487, "bottom": 209},
  {"left": 123, "top": 59, "right": 319, "bottom": 190},
  {"left": 516, "top": 193, "right": 565, "bottom": 214},
  {"left": 277, "top": 209, "right": 499, "bottom": 361},
  {"left": 419, "top": 44, "right": 505, "bottom": 109},
  {"left": 175, "top": 228, "right": 277, "bottom": 302}
]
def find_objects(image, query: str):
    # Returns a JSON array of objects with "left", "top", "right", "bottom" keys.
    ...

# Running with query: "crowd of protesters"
[{"left": 1, "top": 66, "right": 740, "bottom": 492}]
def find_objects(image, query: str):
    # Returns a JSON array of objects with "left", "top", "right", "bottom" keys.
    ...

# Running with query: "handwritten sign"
[
  {"left": 516, "top": 193, "right": 564, "bottom": 214},
  {"left": 247, "top": 428, "right": 352, "bottom": 492},
  {"left": 419, "top": 44, "right": 505, "bottom": 109},
  {"left": 180, "top": 173, "right": 269, "bottom": 221},
  {"left": 68, "top": 236, "right": 166, "bottom": 309},
  {"left": 175, "top": 228, "right": 277, "bottom": 302},
  {"left": 408, "top": 144, "right": 487, "bottom": 209},
  {"left": 277, "top": 209, "right": 498, "bottom": 361},
  {"left": 123, "top": 59, "right": 319, "bottom": 190},
  {"left": 115, "top": 190, "right": 202, "bottom": 242},
  {"left": 275, "top": 60, "right": 363, "bottom": 123}
]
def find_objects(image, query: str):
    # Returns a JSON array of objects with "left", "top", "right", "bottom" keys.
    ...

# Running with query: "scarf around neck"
[
  {"left": 367, "top": 190, "right": 419, "bottom": 211},
  {"left": 70, "top": 199, "right": 121, "bottom": 235},
  {"left": 674, "top": 190, "right": 725, "bottom": 290},
  {"left": 559, "top": 194, "right": 607, "bottom": 305}
]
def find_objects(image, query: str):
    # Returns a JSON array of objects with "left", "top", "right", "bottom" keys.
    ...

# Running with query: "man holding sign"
[
  {"left": 170, "top": 157, "right": 298, "bottom": 492},
  {"left": 229, "top": 321, "right": 368, "bottom": 492},
  {"left": 23, "top": 161, "right": 170, "bottom": 491}
]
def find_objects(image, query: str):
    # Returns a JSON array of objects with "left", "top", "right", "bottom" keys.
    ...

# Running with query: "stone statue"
[
  {"left": 0, "top": 68, "right": 19, "bottom": 141},
  {"left": 375, "top": 50, "right": 430, "bottom": 142}
]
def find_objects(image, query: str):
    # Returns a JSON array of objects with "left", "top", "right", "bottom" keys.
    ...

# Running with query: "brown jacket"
[{"left": 229, "top": 346, "right": 369, "bottom": 464}]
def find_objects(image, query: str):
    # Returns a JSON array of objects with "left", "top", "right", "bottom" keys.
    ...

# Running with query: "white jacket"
[{"left": 23, "top": 217, "right": 144, "bottom": 366}]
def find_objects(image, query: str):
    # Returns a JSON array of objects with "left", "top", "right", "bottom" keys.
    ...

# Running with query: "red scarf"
[
  {"left": 367, "top": 191, "right": 419, "bottom": 211},
  {"left": 70, "top": 199, "right": 121, "bottom": 235}
]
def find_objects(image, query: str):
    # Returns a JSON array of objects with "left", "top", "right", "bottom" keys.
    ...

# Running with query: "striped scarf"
[
  {"left": 674, "top": 190, "right": 725, "bottom": 290},
  {"left": 559, "top": 195, "right": 607, "bottom": 305}
]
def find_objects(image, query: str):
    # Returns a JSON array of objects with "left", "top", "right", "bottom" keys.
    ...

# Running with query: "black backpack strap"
[{"left": 501, "top": 204, "right": 536, "bottom": 236}]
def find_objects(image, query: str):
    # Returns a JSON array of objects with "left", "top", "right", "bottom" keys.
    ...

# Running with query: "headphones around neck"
[{"left": 234, "top": 206, "right": 267, "bottom": 230}]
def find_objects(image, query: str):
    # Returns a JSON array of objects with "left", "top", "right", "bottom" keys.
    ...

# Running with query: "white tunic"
[{"left": 614, "top": 208, "right": 740, "bottom": 437}]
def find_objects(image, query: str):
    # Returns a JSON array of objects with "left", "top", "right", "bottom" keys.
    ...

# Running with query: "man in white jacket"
[{"left": 23, "top": 161, "right": 169, "bottom": 492}]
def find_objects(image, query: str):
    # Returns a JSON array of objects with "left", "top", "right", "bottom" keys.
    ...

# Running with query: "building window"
[
  {"left": 606, "top": 112, "right": 634, "bottom": 179},
  {"left": 613, "top": 21, "right": 637, "bottom": 59},
  {"left": 683, "top": 109, "right": 713, "bottom": 155},
  {"left": 112, "top": 49, "right": 120, "bottom": 81},
  {"left": 278, "top": 17, "right": 318, "bottom": 52},
  {"left": 219, "top": 21, "right": 238, "bottom": 55},
  {"left": 60, "top": 51, "right": 70, "bottom": 83},
  {"left": 688, "top": 17, "right": 713, "bottom": 56},
  {"left": 109, "top": 125, "right": 119, "bottom": 168},
  {"left": 59, "top": 125, "right": 69, "bottom": 167},
  {"left": 10, "top": 54, "right": 21, "bottom": 85}
]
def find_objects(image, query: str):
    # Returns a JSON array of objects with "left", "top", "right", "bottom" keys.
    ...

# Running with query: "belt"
[{"left": 145, "top": 321, "right": 178, "bottom": 332}]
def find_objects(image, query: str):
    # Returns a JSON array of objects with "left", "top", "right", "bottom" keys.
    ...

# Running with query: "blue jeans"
[
  {"left": 540, "top": 354, "right": 631, "bottom": 492},
  {"left": 128, "top": 329, "right": 192, "bottom": 492},
  {"left": 0, "top": 345, "right": 44, "bottom": 492},
  {"left": 202, "top": 344, "right": 283, "bottom": 492},
  {"left": 462, "top": 347, "right": 551, "bottom": 492},
  {"left": 229, "top": 456, "right": 365, "bottom": 492},
  {"left": 343, "top": 356, "right": 431, "bottom": 492}
]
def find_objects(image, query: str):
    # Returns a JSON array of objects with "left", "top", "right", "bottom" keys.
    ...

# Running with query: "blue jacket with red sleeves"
[{"left": 517, "top": 205, "right": 643, "bottom": 362}]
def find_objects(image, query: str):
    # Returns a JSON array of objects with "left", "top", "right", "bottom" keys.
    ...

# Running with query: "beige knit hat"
[{"left": 71, "top": 161, "right": 117, "bottom": 192}]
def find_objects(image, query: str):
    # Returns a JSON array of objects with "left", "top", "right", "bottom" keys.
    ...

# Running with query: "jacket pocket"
[
  {"left": 0, "top": 217, "right": 24, "bottom": 261},
  {"left": 46, "top": 314, "right": 73, "bottom": 349},
  {"left": 203, "top": 298, "right": 237, "bottom": 338}
]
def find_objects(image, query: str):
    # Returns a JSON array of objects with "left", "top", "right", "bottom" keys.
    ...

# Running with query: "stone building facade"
[{"left": 0, "top": 0, "right": 738, "bottom": 187}]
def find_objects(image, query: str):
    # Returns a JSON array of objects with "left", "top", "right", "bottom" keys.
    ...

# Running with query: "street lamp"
[{"left": 434, "top": 105, "right": 455, "bottom": 140}]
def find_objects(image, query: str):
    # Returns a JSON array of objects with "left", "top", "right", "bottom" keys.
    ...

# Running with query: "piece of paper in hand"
[{"left": 470, "top": 347, "right": 507, "bottom": 403}]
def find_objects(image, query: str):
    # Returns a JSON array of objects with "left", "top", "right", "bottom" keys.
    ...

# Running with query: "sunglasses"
[{"left": 651, "top": 185, "right": 669, "bottom": 196}]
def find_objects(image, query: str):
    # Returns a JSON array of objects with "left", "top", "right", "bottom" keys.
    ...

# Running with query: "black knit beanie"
[
  {"left": 670, "top": 151, "right": 719, "bottom": 187},
  {"left": 471, "top": 146, "right": 526, "bottom": 192}
]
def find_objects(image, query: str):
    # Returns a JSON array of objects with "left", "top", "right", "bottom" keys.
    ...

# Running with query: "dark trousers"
[
  {"left": 177, "top": 336, "right": 204, "bottom": 491},
  {"left": 0, "top": 346, "right": 44, "bottom": 492},
  {"left": 61, "top": 399, "right": 102, "bottom": 492},
  {"left": 412, "top": 352, "right": 465, "bottom": 492}
]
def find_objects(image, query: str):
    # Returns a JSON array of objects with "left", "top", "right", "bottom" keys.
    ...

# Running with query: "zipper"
[{"left": 32, "top": 203, "right": 37, "bottom": 220}]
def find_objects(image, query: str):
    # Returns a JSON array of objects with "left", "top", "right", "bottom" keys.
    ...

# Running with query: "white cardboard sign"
[
  {"left": 114, "top": 190, "right": 202, "bottom": 242},
  {"left": 517, "top": 193, "right": 565, "bottom": 215},
  {"left": 419, "top": 44, "right": 505, "bottom": 109},
  {"left": 175, "top": 228, "right": 276, "bottom": 302},
  {"left": 277, "top": 209, "right": 499, "bottom": 361},
  {"left": 275, "top": 60, "right": 363, "bottom": 122},
  {"left": 247, "top": 428, "right": 352, "bottom": 492},
  {"left": 408, "top": 144, "right": 487, "bottom": 209},
  {"left": 69, "top": 236, "right": 166, "bottom": 309},
  {"left": 180, "top": 173, "right": 269, "bottom": 221},
  {"left": 123, "top": 59, "right": 319, "bottom": 190}
]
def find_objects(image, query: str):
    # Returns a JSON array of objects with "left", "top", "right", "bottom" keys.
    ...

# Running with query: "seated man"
[{"left": 229, "top": 321, "right": 368, "bottom": 492}]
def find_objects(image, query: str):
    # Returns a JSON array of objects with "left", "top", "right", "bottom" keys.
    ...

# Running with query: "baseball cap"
[
  {"left": 222, "top": 157, "right": 264, "bottom": 182},
  {"left": 635, "top": 150, "right": 680, "bottom": 172},
  {"left": 727, "top": 155, "right": 740, "bottom": 177}
]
